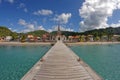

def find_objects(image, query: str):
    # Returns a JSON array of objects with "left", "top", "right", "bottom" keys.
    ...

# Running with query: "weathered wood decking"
[{"left": 21, "top": 41, "right": 102, "bottom": 80}]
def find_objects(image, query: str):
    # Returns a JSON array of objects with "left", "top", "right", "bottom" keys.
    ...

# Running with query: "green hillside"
[
  {"left": 1, "top": 26, "right": 120, "bottom": 39},
  {"left": 50, "top": 31, "right": 80, "bottom": 37},
  {"left": 0, "top": 26, "right": 18, "bottom": 39},
  {"left": 0, "top": 26, "right": 13, "bottom": 37},
  {"left": 82, "top": 27, "right": 120, "bottom": 36},
  {"left": 50, "top": 27, "right": 120, "bottom": 37},
  {"left": 27, "top": 30, "right": 48, "bottom": 37}
]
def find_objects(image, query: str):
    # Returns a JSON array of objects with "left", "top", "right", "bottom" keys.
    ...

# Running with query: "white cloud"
[
  {"left": 0, "top": 0, "right": 14, "bottom": 4},
  {"left": 18, "top": 19, "right": 26, "bottom": 26},
  {"left": 47, "top": 29, "right": 52, "bottom": 32},
  {"left": 8, "top": 27, "right": 12, "bottom": 30},
  {"left": 18, "top": 19, "right": 46, "bottom": 32},
  {"left": 26, "top": 24, "right": 34, "bottom": 30},
  {"left": 111, "top": 23, "right": 120, "bottom": 27},
  {"left": 65, "top": 28, "right": 74, "bottom": 32},
  {"left": 79, "top": 0, "right": 120, "bottom": 32},
  {"left": 19, "top": 3, "right": 25, "bottom": 8},
  {"left": 119, "top": 20, "right": 120, "bottom": 23},
  {"left": 18, "top": 19, "right": 34, "bottom": 32},
  {"left": 53, "top": 13, "right": 72, "bottom": 24},
  {"left": 38, "top": 25, "right": 45, "bottom": 30},
  {"left": 24, "top": 8, "right": 28, "bottom": 12},
  {"left": 7, "top": 0, "right": 14, "bottom": 3},
  {"left": 110, "top": 20, "right": 120, "bottom": 27},
  {"left": 18, "top": 3, "right": 28, "bottom": 13},
  {"left": 33, "top": 9, "right": 53, "bottom": 16},
  {"left": 53, "top": 25, "right": 74, "bottom": 32}
]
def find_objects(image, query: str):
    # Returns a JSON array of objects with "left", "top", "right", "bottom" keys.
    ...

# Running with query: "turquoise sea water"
[
  {"left": 70, "top": 44, "right": 120, "bottom": 80},
  {"left": 0, "top": 45, "right": 51, "bottom": 80}
]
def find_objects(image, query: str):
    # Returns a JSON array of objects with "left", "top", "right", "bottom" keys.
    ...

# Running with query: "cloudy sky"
[{"left": 0, "top": 0, "right": 120, "bottom": 32}]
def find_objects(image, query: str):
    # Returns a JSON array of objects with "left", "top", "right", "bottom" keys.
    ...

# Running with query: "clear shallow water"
[
  {"left": 70, "top": 44, "right": 120, "bottom": 80},
  {"left": 0, "top": 45, "right": 51, "bottom": 80}
]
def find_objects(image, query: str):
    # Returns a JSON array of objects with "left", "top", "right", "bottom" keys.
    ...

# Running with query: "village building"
[
  {"left": 27, "top": 35, "right": 35, "bottom": 42},
  {"left": 87, "top": 35, "right": 94, "bottom": 42},
  {"left": 68, "top": 36, "right": 73, "bottom": 42},
  {"left": 80, "top": 35, "right": 86, "bottom": 42},
  {"left": 0, "top": 37, "right": 5, "bottom": 42},
  {"left": 101, "top": 35, "right": 108, "bottom": 41},
  {"left": 112, "top": 35, "right": 120, "bottom": 41},
  {"left": 52, "top": 26, "right": 67, "bottom": 42},
  {"left": 5, "top": 36, "right": 13, "bottom": 41}
]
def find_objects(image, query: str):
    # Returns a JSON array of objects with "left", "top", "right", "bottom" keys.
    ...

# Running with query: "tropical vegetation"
[{"left": 0, "top": 26, "right": 120, "bottom": 41}]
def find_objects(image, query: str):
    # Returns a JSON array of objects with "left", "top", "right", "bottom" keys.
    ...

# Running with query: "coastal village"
[
  {"left": 0, "top": 26, "right": 120, "bottom": 42},
  {"left": 1, "top": 0, "right": 120, "bottom": 80}
]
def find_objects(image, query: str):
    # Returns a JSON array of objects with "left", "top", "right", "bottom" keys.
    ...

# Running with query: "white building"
[{"left": 5, "top": 36, "right": 12, "bottom": 41}]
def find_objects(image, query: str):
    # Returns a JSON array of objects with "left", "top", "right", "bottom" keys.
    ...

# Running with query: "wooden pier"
[{"left": 21, "top": 41, "right": 102, "bottom": 80}]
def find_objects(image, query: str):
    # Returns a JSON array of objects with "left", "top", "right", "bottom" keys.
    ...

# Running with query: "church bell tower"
[{"left": 57, "top": 25, "right": 62, "bottom": 41}]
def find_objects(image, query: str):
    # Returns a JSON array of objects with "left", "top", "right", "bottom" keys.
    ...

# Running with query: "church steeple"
[
  {"left": 57, "top": 25, "right": 61, "bottom": 36},
  {"left": 58, "top": 25, "right": 60, "bottom": 31}
]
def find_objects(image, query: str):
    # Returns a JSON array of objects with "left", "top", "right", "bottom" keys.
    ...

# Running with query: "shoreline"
[
  {"left": 0, "top": 41, "right": 120, "bottom": 46},
  {"left": 0, "top": 42, "right": 54, "bottom": 46},
  {"left": 66, "top": 42, "right": 120, "bottom": 46}
]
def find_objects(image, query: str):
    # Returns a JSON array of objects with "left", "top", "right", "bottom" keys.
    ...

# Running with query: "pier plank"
[{"left": 21, "top": 41, "right": 102, "bottom": 80}]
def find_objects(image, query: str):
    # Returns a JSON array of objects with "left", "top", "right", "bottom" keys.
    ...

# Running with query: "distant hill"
[
  {"left": 0, "top": 26, "right": 18, "bottom": 39},
  {"left": 82, "top": 27, "right": 120, "bottom": 36},
  {"left": 1, "top": 26, "right": 120, "bottom": 38},
  {"left": 27, "top": 30, "right": 48, "bottom": 37},
  {"left": 44, "top": 27, "right": 120, "bottom": 37},
  {"left": 0, "top": 26, "right": 13, "bottom": 37},
  {"left": 50, "top": 31, "right": 80, "bottom": 37}
]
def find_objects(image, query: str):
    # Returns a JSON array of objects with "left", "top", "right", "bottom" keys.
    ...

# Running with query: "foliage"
[
  {"left": 117, "top": 37, "right": 120, "bottom": 41},
  {"left": 0, "top": 26, "right": 13, "bottom": 37},
  {"left": 50, "top": 31, "right": 80, "bottom": 37},
  {"left": 1, "top": 26, "right": 120, "bottom": 42},
  {"left": 27, "top": 30, "right": 48, "bottom": 37},
  {"left": 83, "top": 27, "right": 120, "bottom": 41},
  {"left": 20, "top": 35, "right": 26, "bottom": 42}
]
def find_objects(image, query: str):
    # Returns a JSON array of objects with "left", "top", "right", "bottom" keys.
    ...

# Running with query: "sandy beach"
[
  {"left": 0, "top": 41, "right": 120, "bottom": 46},
  {"left": 66, "top": 42, "right": 120, "bottom": 46},
  {"left": 0, "top": 42, "right": 53, "bottom": 46}
]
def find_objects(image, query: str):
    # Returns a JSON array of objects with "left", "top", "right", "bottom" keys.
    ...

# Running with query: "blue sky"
[{"left": 0, "top": 0, "right": 120, "bottom": 32}]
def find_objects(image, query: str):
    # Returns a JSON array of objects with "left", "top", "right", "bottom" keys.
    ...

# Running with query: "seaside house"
[
  {"left": 5, "top": 36, "right": 13, "bottom": 41},
  {"left": 61, "top": 35, "right": 67, "bottom": 41},
  {"left": 27, "top": 35, "right": 34, "bottom": 42},
  {"left": 73, "top": 35, "right": 80, "bottom": 42},
  {"left": 51, "top": 35, "right": 56, "bottom": 41},
  {"left": 68, "top": 36, "right": 73, "bottom": 42},
  {"left": 42, "top": 34, "right": 48, "bottom": 42},
  {"left": 80, "top": 35, "right": 86, "bottom": 42},
  {"left": 101, "top": 35, "right": 108, "bottom": 41},
  {"left": 112, "top": 35, "right": 120, "bottom": 41},
  {"left": 87, "top": 35, "right": 94, "bottom": 42},
  {"left": 68, "top": 35, "right": 80, "bottom": 42},
  {"left": 0, "top": 37, "right": 5, "bottom": 42}
]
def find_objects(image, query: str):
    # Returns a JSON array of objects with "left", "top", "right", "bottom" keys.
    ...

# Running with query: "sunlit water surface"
[
  {"left": 70, "top": 44, "right": 120, "bottom": 80},
  {"left": 0, "top": 45, "right": 51, "bottom": 80}
]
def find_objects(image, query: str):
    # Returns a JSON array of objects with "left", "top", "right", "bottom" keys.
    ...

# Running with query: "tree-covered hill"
[
  {"left": 1, "top": 26, "right": 120, "bottom": 39},
  {"left": 27, "top": 30, "right": 48, "bottom": 37},
  {"left": 82, "top": 27, "right": 120, "bottom": 36},
  {"left": 50, "top": 31, "right": 80, "bottom": 37},
  {"left": 0, "top": 26, "right": 13, "bottom": 37},
  {"left": 0, "top": 26, "right": 18, "bottom": 39}
]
